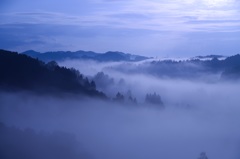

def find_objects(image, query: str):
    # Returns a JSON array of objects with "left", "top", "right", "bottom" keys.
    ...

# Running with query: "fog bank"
[{"left": 1, "top": 88, "right": 240, "bottom": 159}]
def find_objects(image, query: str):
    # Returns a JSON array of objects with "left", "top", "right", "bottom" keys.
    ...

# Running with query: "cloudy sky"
[{"left": 0, "top": 0, "right": 240, "bottom": 57}]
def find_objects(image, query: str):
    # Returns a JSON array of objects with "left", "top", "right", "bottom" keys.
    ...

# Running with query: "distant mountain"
[
  {"left": 157, "top": 54, "right": 240, "bottom": 80},
  {"left": 194, "top": 55, "right": 226, "bottom": 59},
  {"left": 22, "top": 50, "right": 149, "bottom": 62},
  {"left": 0, "top": 49, "right": 106, "bottom": 98},
  {"left": 191, "top": 55, "right": 227, "bottom": 61},
  {"left": 109, "top": 53, "right": 240, "bottom": 81}
]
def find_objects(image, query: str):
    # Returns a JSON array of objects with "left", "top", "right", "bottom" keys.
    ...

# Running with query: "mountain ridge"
[{"left": 22, "top": 50, "right": 149, "bottom": 62}]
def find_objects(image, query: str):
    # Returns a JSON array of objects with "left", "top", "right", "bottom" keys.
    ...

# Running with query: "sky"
[{"left": 0, "top": 0, "right": 240, "bottom": 57}]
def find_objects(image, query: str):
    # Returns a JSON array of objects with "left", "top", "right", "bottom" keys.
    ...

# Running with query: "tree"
[
  {"left": 145, "top": 92, "right": 164, "bottom": 107},
  {"left": 113, "top": 92, "right": 124, "bottom": 103},
  {"left": 126, "top": 90, "right": 138, "bottom": 105},
  {"left": 46, "top": 61, "right": 58, "bottom": 71},
  {"left": 93, "top": 72, "right": 114, "bottom": 89},
  {"left": 198, "top": 152, "right": 208, "bottom": 159},
  {"left": 90, "top": 81, "right": 96, "bottom": 90}
]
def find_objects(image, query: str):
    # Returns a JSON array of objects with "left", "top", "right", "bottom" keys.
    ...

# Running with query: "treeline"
[
  {"left": 112, "top": 91, "right": 164, "bottom": 108},
  {"left": 92, "top": 71, "right": 164, "bottom": 107},
  {"left": 0, "top": 50, "right": 106, "bottom": 98},
  {"left": 149, "top": 55, "right": 240, "bottom": 80},
  {"left": 22, "top": 50, "right": 149, "bottom": 62}
]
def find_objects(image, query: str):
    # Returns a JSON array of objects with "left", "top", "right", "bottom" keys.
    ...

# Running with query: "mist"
[
  {"left": 58, "top": 59, "right": 225, "bottom": 100},
  {"left": 1, "top": 57, "right": 240, "bottom": 159},
  {"left": 0, "top": 56, "right": 240, "bottom": 159}
]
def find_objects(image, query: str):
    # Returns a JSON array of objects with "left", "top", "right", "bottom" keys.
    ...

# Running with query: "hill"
[
  {"left": 0, "top": 49, "right": 106, "bottom": 98},
  {"left": 22, "top": 50, "right": 149, "bottom": 62}
]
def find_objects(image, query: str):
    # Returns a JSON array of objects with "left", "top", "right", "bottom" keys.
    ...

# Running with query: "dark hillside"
[{"left": 0, "top": 50, "right": 106, "bottom": 98}]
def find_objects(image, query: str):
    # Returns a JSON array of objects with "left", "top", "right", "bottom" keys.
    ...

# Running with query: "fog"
[
  {"left": 58, "top": 59, "right": 223, "bottom": 99},
  {"left": 1, "top": 59, "right": 240, "bottom": 159}
]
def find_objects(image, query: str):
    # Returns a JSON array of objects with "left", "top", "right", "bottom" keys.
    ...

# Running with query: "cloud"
[
  {"left": 1, "top": 0, "right": 240, "bottom": 32},
  {"left": 0, "top": 0, "right": 240, "bottom": 56}
]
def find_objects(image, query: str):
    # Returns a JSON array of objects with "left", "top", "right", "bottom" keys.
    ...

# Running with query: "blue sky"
[{"left": 0, "top": 0, "right": 240, "bottom": 57}]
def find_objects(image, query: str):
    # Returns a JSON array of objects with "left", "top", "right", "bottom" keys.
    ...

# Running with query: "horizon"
[{"left": 19, "top": 49, "right": 235, "bottom": 59}]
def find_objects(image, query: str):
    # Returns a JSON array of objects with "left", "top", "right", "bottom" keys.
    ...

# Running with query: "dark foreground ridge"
[{"left": 0, "top": 49, "right": 106, "bottom": 98}]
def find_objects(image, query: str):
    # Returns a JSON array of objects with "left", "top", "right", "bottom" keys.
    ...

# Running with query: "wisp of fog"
[{"left": 1, "top": 59, "right": 240, "bottom": 159}]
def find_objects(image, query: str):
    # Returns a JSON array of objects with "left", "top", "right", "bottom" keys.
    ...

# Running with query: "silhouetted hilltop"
[
  {"left": 22, "top": 50, "right": 149, "bottom": 62},
  {"left": 0, "top": 49, "right": 106, "bottom": 98}
]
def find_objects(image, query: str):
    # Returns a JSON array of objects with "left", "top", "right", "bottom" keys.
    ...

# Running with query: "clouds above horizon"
[{"left": 0, "top": 0, "right": 240, "bottom": 56}]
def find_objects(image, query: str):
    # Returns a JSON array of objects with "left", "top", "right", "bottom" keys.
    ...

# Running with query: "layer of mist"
[
  {"left": 1, "top": 75, "right": 240, "bottom": 159},
  {"left": 2, "top": 55, "right": 240, "bottom": 159}
]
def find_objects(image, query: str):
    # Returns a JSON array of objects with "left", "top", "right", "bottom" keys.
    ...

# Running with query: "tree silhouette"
[
  {"left": 145, "top": 92, "right": 164, "bottom": 107},
  {"left": 198, "top": 152, "right": 208, "bottom": 159},
  {"left": 126, "top": 90, "right": 137, "bottom": 105},
  {"left": 93, "top": 72, "right": 114, "bottom": 90},
  {"left": 113, "top": 92, "right": 124, "bottom": 103}
]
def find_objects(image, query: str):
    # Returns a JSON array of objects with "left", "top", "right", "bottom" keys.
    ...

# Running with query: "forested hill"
[
  {"left": 22, "top": 50, "right": 149, "bottom": 62},
  {"left": 0, "top": 49, "right": 106, "bottom": 98}
]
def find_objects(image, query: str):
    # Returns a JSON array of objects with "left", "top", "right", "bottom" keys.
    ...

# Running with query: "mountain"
[
  {"left": 108, "top": 53, "right": 240, "bottom": 81},
  {"left": 22, "top": 50, "right": 149, "bottom": 62},
  {"left": 0, "top": 49, "right": 106, "bottom": 98},
  {"left": 193, "top": 55, "right": 226, "bottom": 61}
]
